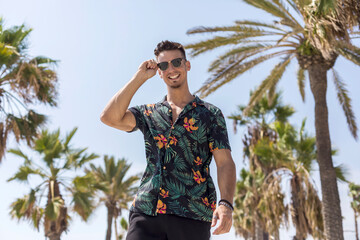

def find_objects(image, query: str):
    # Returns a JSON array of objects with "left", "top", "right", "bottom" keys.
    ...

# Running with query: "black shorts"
[{"left": 126, "top": 211, "right": 211, "bottom": 240}]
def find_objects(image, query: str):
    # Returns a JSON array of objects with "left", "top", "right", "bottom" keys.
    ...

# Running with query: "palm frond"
[
  {"left": 235, "top": 20, "right": 287, "bottom": 32},
  {"left": 334, "top": 164, "right": 349, "bottom": 183},
  {"left": 242, "top": 0, "right": 298, "bottom": 28},
  {"left": 7, "top": 165, "right": 46, "bottom": 182},
  {"left": 63, "top": 127, "right": 77, "bottom": 150},
  {"left": 244, "top": 55, "right": 294, "bottom": 115},
  {"left": 72, "top": 190, "right": 95, "bottom": 221},
  {"left": 208, "top": 44, "right": 273, "bottom": 72},
  {"left": 336, "top": 44, "right": 360, "bottom": 66},
  {"left": 5, "top": 110, "right": 47, "bottom": 145},
  {"left": 271, "top": 0, "right": 303, "bottom": 29},
  {"left": 297, "top": 67, "right": 306, "bottom": 102},
  {"left": 332, "top": 68, "right": 358, "bottom": 139},
  {"left": 7, "top": 148, "right": 31, "bottom": 164},
  {"left": 197, "top": 50, "right": 293, "bottom": 98},
  {"left": 285, "top": 0, "right": 301, "bottom": 15},
  {"left": 318, "top": 0, "right": 337, "bottom": 14},
  {"left": 185, "top": 30, "right": 273, "bottom": 57},
  {"left": 45, "top": 197, "right": 64, "bottom": 221},
  {"left": 187, "top": 25, "right": 269, "bottom": 34}
]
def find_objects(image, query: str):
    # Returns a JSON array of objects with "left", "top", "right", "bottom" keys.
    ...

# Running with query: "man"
[{"left": 100, "top": 40, "right": 236, "bottom": 240}]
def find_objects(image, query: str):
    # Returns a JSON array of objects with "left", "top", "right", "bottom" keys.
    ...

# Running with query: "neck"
[{"left": 166, "top": 88, "right": 194, "bottom": 107}]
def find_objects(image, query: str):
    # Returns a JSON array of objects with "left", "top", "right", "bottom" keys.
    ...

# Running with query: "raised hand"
[{"left": 137, "top": 59, "right": 158, "bottom": 80}]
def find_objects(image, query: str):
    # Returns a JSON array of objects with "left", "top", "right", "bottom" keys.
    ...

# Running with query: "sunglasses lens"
[
  {"left": 158, "top": 62, "right": 168, "bottom": 71},
  {"left": 172, "top": 58, "right": 182, "bottom": 67}
]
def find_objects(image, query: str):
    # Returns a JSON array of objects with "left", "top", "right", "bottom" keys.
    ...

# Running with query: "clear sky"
[{"left": 1, "top": 0, "right": 360, "bottom": 239}]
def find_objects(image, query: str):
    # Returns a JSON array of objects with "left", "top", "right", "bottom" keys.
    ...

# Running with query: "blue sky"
[{"left": 1, "top": 0, "right": 360, "bottom": 239}]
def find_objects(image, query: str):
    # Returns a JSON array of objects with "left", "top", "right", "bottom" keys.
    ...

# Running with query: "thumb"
[{"left": 211, "top": 215, "right": 218, "bottom": 227}]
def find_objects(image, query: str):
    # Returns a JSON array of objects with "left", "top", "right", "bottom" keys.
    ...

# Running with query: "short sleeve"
[
  {"left": 127, "top": 105, "right": 146, "bottom": 133},
  {"left": 208, "top": 109, "right": 231, "bottom": 152}
]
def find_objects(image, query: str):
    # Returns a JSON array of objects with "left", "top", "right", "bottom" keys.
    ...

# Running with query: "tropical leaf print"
[
  {"left": 189, "top": 201, "right": 213, "bottom": 222},
  {"left": 127, "top": 96, "right": 231, "bottom": 222},
  {"left": 187, "top": 183, "right": 208, "bottom": 197},
  {"left": 170, "top": 171, "right": 194, "bottom": 186},
  {"left": 173, "top": 155, "right": 187, "bottom": 172},
  {"left": 165, "top": 179, "right": 186, "bottom": 199},
  {"left": 167, "top": 200, "right": 189, "bottom": 216}
]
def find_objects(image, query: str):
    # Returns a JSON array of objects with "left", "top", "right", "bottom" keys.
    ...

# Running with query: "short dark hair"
[{"left": 154, "top": 40, "right": 187, "bottom": 60}]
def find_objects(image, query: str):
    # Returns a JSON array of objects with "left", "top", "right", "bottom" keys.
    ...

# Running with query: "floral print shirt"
[{"left": 127, "top": 95, "right": 231, "bottom": 222}]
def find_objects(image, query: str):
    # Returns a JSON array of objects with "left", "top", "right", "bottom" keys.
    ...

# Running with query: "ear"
[
  {"left": 158, "top": 68, "right": 163, "bottom": 78},
  {"left": 185, "top": 61, "right": 191, "bottom": 71}
]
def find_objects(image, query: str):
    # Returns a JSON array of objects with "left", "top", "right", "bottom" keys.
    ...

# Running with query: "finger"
[
  {"left": 145, "top": 60, "right": 156, "bottom": 69},
  {"left": 211, "top": 215, "right": 218, "bottom": 227},
  {"left": 212, "top": 219, "right": 224, "bottom": 235}
]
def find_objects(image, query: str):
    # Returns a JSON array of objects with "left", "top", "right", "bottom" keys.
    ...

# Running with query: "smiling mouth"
[{"left": 168, "top": 74, "right": 180, "bottom": 80}]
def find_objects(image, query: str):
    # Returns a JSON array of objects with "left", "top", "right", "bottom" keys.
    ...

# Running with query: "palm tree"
[
  {"left": 87, "top": 155, "right": 140, "bottom": 240},
  {"left": 233, "top": 168, "right": 287, "bottom": 240},
  {"left": 231, "top": 93, "right": 292, "bottom": 239},
  {"left": 231, "top": 93, "right": 347, "bottom": 239},
  {"left": 0, "top": 18, "right": 59, "bottom": 162},
  {"left": 255, "top": 120, "right": 325, "bottom": 239},
  {"left": 185, "top": 0, "right": 360, "bottom": 237},
  {"left": 8, "top": 128, "right": 98, "bottom": 240},
  {"left": 349, "top": 182, "right": 360, "bottom": 240}
]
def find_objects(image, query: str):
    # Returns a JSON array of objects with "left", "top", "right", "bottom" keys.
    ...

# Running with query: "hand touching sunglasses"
[{"left": 157, "top": 58, "right": 186, "bottom": 71}]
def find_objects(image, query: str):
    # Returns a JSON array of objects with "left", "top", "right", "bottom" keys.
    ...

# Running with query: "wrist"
[{"left": 218, "top": 199, "right": 234, "bottom": 211}]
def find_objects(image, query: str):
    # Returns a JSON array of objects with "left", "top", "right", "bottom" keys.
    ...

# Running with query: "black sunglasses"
[{"left": 157, "top": 58, "right": 185, "bottom": 71}]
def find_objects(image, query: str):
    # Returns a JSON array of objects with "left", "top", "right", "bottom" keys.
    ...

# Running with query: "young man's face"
[{"left": 157, "top": 50, "right": 191, "bottom": 89}]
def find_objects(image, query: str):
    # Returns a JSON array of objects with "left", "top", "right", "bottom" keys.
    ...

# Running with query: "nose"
[{"left": 166, "top": 62, "right": 176, "bottom": 72}]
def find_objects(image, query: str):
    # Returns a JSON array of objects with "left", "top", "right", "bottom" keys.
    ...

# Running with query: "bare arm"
[
  {"left": 211, "top": 149, "right": 236, "bottom": 235},
  {"left": 100, "top": 59, "right": 158, "bottom": 131}
]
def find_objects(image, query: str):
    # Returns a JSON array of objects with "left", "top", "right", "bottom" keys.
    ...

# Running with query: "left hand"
[{"left": 211, "top": 205, "right": 233, "bottom": 235}]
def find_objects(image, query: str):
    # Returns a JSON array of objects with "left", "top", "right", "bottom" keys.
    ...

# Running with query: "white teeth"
[{"left": 169, "top": 74, "right": 180, "bottom": 79}]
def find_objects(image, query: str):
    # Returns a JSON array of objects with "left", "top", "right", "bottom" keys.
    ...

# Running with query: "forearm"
[
  {"left": 217, "top": 159, "right": 236, "bottom": 203},
  {"left": 101, "top": 71, "right": 147, "bottom": 123}
]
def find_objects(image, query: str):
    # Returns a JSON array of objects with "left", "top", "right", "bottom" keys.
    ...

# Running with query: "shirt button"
[
  {"left": 169, "top": 109, "right": 172, "bottom": 112},
  {"left": 163, "top": 166, "right": 166, "bottom": 170},
  {"left": 171, "top": 126, "right": 175, "bottom": 129}
]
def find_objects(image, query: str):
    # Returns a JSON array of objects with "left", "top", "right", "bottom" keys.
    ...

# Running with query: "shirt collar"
[{"left": 158, "top": 95, "right": 204, "bottom": 108}]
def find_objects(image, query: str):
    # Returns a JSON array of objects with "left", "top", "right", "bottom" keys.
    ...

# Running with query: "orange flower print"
[
  {"left": 194, "top": 157, "right": 202, "bottom": 165},
  {"left": 209, "top": 142, "right": 219, "bottom": 152},
  {"left": 154, "top": 134, "right": 167, "bottom": 149},
  {"left": 147, "top": 104, "right": 155, "bottom": 108},
  {"left": 211, "top": 201, "right": 216, "bottom": 211},
  {"left": 168, "top": 136, "right": 178, "bottom": 147},
  {"left": 157, "top": 199, "right": 166, "bottom": 214},
  {"left": 206, "top": 167, "right": 209, "bottom": 174},
  {"left": 192, "top": 169, "right": 206, "bottom": 184},
  {"left": 160, "top": 188, "right": 169, "bottom": 198},
  {"left": 202, "top": 197, "right": 210, "bottom": 206},
  {"left": 144, "top": 109, "right": 153, "bottom": 116},
  {"left": 183, "top": 117, "right": 198, "bottom": 133},
  {"left": 192, "top": 102, "right": 197, "bottom": 108},
  {"left": 132, "top": 194, "right": 137, "bottom": 207}
]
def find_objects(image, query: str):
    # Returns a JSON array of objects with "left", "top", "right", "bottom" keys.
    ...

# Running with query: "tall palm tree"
[
  {"left": 0, "top": 18, "right": 59, "bottom": 162},
  {"left": 255, "top": 120, "right": 325, "bottom": 239},
  {"left": 87, "top": 155, "right": 140, "bottom": 240},
  {"left": 8, "top": 128, "right": 98, "bottom": 240},
  {"left": 233, "top": 168, "right": 287, "bottom": 240},
  {"left": 349, "top": 182, "right": 360, "bottom": 240},
  {"left": 185, "top": 0, "right": 360, "bottom": 238},
  {"left": 231, "top": 93, "right": 292, "bottom": 239}
]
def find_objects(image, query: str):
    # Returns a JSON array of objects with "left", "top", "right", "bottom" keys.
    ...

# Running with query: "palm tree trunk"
[
  {"left": 49, "top": 234, "right": 61, "bottom": 240},
  {"left": 106, "top": 204, "right": 114, "bottom": 240},
  {"left": 114, "top": 216, "right": 119, "bottom": 240},
  {"left": 45, "top": 180, "right": 67, "bottom": 240},
  {"left": 254, "top": 220, "right": 264, "bottom": 240},
  {"left": 308, "top": 64, "right": 344, "bottom": 240},
  {"left": 355, "top": 210, "right": 359, "bottom": 240},
  {"left": 291, "top": 176, "right": 307, "bottom": 240}
]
